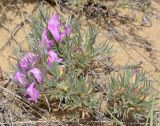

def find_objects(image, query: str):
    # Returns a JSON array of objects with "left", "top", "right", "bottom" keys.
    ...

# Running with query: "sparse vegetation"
[{"left": 0, "top": 0, "right": 160, "bottom": 126}]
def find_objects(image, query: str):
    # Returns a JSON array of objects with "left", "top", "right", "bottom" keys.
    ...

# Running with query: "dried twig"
[
  {"left": 44, "top": 95, "right": 51, "bottom": 112},
  {"left": 0, "top": 84, "right": 64, "bottom": 126},
  {"left": 0, "top": 119, "right": 152, "bottom": 126},
  {"left": 0, "top": 66, "right": 3, "bottom": 81},
  {"left": 104, "top": 61, "right": 143, "bottom": 74},
  {"left": 0, "top": 84, "right": 46, "bottom": 119}
]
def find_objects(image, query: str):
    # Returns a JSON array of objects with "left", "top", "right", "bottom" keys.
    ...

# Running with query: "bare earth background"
[{"left": 0, "top": 0, "right": 160, "bottom": 124}]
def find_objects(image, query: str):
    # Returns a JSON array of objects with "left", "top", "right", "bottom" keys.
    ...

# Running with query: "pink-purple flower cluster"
[
  {"left": 12, "top": 13, "right": 71, "bottom": 103},
  {"left": 40, "top": 13, "right": 71, "bottom": 50},
  {"left": 12, "top": 52, "right": 41, "bottom": 103}
]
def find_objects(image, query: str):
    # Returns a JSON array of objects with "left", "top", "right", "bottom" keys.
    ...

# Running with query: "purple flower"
[
  {"left": 64, "top": 26, "right": 72, "bottom": 36},
  {"left": 48, "top": 13, "right": 61, "bottom": 42},
  {"left": 47, "top": 50, "right": 62, "bottom": 66},
  {"left": 41, "top": 28, "right": 55, "bottom": 50},
  {"left": 19, "top": 52, "right": 39, "bottom": 71},
  {"left": 11, "top": 71, "right": 27, "bottom": 87},
  {"left": 59, "top": 26, "right": 72, "bottom": 39},
  {"left": 19, "top": 58, "right": 29, "bottom": 71},
  {"left": 48, "top": 13, "right": 71, "bottom": 42},
  {"left": 28, "top": 68, "right": 43, "bottom": 84},
  {"left": 25, "top": 83, "right": 40, "bottom": 103}
]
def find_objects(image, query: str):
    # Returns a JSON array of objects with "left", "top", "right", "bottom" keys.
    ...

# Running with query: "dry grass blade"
[
  {"left": 0, "top": 66, "right": 3, "bottom": 81},
  {"left": 44, "top": 95, "right": 51, "bottom": 112},
  {"left": 145, "top": 97, "right": 155, "bottom": 126},
  {"left": 0, "top": 84, "right": 47, "bottom": 120},
  {"left": 106, "top": 108, "right": 125, "bottom": 126}
]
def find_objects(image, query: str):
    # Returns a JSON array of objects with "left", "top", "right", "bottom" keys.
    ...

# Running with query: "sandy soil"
[{"left": 0, "top": 1, "right": 35, "bottom": 74}]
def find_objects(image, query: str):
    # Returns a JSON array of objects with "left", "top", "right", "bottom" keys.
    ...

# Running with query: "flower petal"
[
  {"left": 19, "top": 58, "right": 29, "bottom": 71},
  {"left": 28, "top": 68, "right": 43, "bottom": 84},
  {"left": 47, "top": 50, "right": 62, "bottom": 66},
  {"left": 19, "top": 52, "right": 39, "bottom": 71},
  {"left": 11, "top": 71, "right": 27, "bottom": 87},
  {"left": 48, "top": 13, "right": 72, "bottom": 42},
  {"left": 48, "top": 13, "right": 61, "bottom": 42},
  {"left": 26, "top": 83, "right": 40, "bottom": 103},
  {"left": 64, "top": 26, "right": 72, "bottom": 36},
  {"left": 59, "top": 26, "right": 72, "bottom": 41},
  {"left": 41, "top": 28, "right": 55, "bottom": 50}
]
